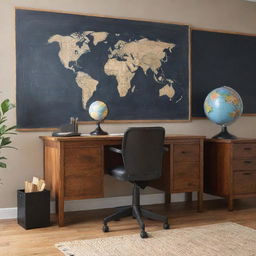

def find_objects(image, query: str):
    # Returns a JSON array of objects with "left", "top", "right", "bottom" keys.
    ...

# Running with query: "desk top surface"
[
  {"left": 40, "top": 134, "right": 205, "bottom": 142},
  {"left": 205, "top": 138, "right": 256, "bottom": 143}
]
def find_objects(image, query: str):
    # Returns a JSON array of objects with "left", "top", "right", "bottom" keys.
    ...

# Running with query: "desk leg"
[
  {"left": 197, "top": 191, "right": 203, "bottom": 212},
  {"left": 228, "top": 196, "right": 234, "bottom": 211},
  {"left": 56, "top": 197, "right": 65, "bottom": 227},
  {"left": 165, "top": 193, "right": 171, "bottom": 205},
  {"left": 185, "top": 192, "right": 192, "bottom": 203}
]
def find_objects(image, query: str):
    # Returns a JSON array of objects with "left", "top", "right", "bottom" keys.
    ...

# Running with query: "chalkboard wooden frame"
[
  {"left": 15, "top": 8, "right": 190, "bottom": 130},
  {"left": 191, "top": 27, "right": 256, "bottom": 118}
]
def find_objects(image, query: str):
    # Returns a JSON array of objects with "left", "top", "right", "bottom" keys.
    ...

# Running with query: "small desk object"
[
  {"left": 40, "top": 135, "right": 204, "bottom": 226},
  {"left": 204, "top": 138, "right": 256, "bottom": 211}
]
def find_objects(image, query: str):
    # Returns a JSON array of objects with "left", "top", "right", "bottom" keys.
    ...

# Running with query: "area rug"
[{"left": 55, "top": 222, "right": 256, "bottom": 256}]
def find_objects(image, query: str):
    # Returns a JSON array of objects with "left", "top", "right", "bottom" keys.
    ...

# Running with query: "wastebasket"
[{"left": 17, "top": 189, "right": 50, "bottom": 229}]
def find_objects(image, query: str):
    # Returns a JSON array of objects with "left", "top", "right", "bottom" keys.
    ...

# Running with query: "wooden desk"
[
  {"left": 204, "top": 138, "right": 256, "bottom": 211},
  {"left": 40, "top": 135, "right": 204, "bottom": 226}
]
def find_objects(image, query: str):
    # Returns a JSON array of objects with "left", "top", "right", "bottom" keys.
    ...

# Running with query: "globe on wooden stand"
[
  {"left": 88, "top": 101, "right": 108, "bottom": 135},
  {"left": 204, "top": 86, "right": 243, "bottom": 139},
  {"left": 212, "top": 125, "right": 237, "bottom": 139}
]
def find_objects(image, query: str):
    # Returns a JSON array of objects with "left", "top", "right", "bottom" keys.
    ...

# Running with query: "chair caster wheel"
[
  {"left": 163, "top": 223, "right": 170, "bottom": 229},
  {"left": 103, "top": 225, "right": 109, "bottom": 232},
  {"left": 140, "top": 230, "right": 148, "bottom": 238}
]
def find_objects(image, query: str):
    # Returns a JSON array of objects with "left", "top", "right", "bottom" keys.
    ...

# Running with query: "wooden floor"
[{"left": 1, "top": 198, "right": 256, "bottom": 256}]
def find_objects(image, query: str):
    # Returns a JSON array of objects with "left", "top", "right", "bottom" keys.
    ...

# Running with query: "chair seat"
[{"left": 110, "top": 166, "right": 128, "bottom": 181}]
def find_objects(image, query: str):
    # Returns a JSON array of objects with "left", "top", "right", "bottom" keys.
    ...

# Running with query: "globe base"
[
  {"left": 212, "top": 126, "right": 237, "bottom": 139},
  {"left": 90, "top": 122, "right": 108, "bottom": 136}
]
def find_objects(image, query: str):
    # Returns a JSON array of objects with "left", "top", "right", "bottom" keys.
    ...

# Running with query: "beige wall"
[{"left": 1, "top": 0, "right": 256, "bottom": 208}]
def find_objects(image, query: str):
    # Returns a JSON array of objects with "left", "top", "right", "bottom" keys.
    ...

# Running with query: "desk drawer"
[
  {"left": 173, "top": 162, "right": 200, "bottom": 192},
  {"left": 232, "top": 159, "right": 256, "bottom": 171},
  {"left": 233, "top": 171, "right": 256, "bottom": 195},
  {"left": 174, "top": 144, "right": 199, "bottom": 162},
  {"left": 64, "top": 146, "right": 102, "bottom": 174},
  {"left": 233, "top": 144, "right": 256, "bottom": 159},
  {"left": 64, "top": 146, "right": 103, "bottom": 198}
]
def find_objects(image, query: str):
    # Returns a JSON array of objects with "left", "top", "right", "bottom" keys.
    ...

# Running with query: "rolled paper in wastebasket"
[
  {"left": 25, "top": 181, "right": 37, "bottom": 193},
  {"left": 32, "top": 176, "right": 39, "bottom": 185},
  {"left": 25, "top": 181, "right": 29, "bottom": 193},
  {"left": 38, "top": 179, "right": 46, "bottom": 191},
  {"left": 25, "top": 177, "right": 46, "bottom": 192}
]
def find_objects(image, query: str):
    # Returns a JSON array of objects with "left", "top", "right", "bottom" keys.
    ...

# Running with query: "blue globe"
[
  {"left": 89, "top": 101, "right": 108, "bottom": 121},
  {"left": 204, "top": 86, "right": 243, "bottom": 126}
]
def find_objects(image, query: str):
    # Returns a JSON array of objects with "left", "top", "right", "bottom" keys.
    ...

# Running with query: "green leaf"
[
  {"left": 0, "top": 146, "right": 17, "bottom": 150},
  {"left": 3, "top": 132, "right": 16, "bottom": 135},
  {"left": 1, "top": 99, "right": 15, "bottom": 115},
  {"left": 0, "top": 125, "right": 7, "bottom": 135},
  {"left": 1, "top": 99, "right": 10, "bottom": 114},
  {"left": 0, "top": 117, "right": 7, "bottom": 125},
  {"left": 0, "top": 162, "right": 6, "bottom": 168},
  {"left": 1, "top": 137, "right": 11, "bottom": 146},
  {"left": 6, "top": 125, "right": 16, "bottom": 132},
  {"left": 0, "top": 98, "right": 16, "bottom": 168}
]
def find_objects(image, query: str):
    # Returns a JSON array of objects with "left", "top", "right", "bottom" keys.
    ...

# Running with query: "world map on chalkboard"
[
  {"left": 16, "top": 9, "right": 189, "bottom": 129},
  {"left": 48, "top": 32, "right": 176, "bottom": 109}
]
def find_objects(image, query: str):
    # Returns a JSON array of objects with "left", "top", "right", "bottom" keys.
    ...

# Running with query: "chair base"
[{"left": 103, "top": 184, "right": 170, "bottom": 238}]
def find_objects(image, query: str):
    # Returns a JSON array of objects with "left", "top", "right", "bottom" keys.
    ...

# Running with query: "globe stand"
[
  {"left": 90, "top": 121, "right": 108, "bottom": 136},
  {"left": 212, "top": 125, "right": 237, "bottom": 139}
]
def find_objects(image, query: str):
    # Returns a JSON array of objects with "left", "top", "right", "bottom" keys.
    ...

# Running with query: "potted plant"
[{"left": 0, "top": 99, "right": 16, "bottom": 168}]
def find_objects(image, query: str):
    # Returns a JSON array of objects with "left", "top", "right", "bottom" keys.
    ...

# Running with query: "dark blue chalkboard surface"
[
  {"left": 16, "top": 9, "right": 190, "bottom": 129},
  {"left": 192, "top": 29, "right": 256, "bottom": 117}
]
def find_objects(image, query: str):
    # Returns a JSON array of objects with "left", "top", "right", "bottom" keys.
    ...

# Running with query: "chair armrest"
[
  {"left": 163, "top": 147, "right": 169, "bottom": 152},
  {"left": 109, "top": 147, "right": 122, "bottom": 154}
]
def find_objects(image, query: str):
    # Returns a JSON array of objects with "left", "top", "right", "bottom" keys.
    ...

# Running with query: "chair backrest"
[{"left": 122, "top": 127, "right": 165, "bottom": 181}]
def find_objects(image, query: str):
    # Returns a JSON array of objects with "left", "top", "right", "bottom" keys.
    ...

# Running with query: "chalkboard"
[
  {"left": 15, "top": 9, "right": 190, "bottom": 129},
  {"left": 191, "top": 29, "right": 256, "bottom": 117}
]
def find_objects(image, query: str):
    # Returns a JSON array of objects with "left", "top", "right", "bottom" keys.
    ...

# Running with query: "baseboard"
[
  {"left": 62, "top": 193, "right": 167, "bottom": 212},
  {"left": 0, "top": 207, "right": 17, "bottom": 219},
  {"left": 0, "top": 193, "right": 165, "bottom": 219},
  {"left": 0, "top": 192, "right": 217, "bottom": 219}
]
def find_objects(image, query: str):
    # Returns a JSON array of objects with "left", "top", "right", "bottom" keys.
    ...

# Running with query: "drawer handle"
[
  {"left": 243, "top": 172, "right": 252, "bottom": 176},
  {"left": 244, "top": 147, "right": 252, "bottom": 151},
  {"left": 181, "top": 151, "right": 188, "bottom": 154},
  {"left": 244, "top": 160, "right": 252, "bottom": 164}
]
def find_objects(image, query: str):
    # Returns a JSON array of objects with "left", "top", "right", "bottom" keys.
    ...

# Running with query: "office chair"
[{"left": 103, "top": 127, "right": 169, "bottom": 238}]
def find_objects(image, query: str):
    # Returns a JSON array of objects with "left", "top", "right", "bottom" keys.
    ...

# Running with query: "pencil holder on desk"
[{"left": 17, "top": 189, "right": 50, "bottom": 229}]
